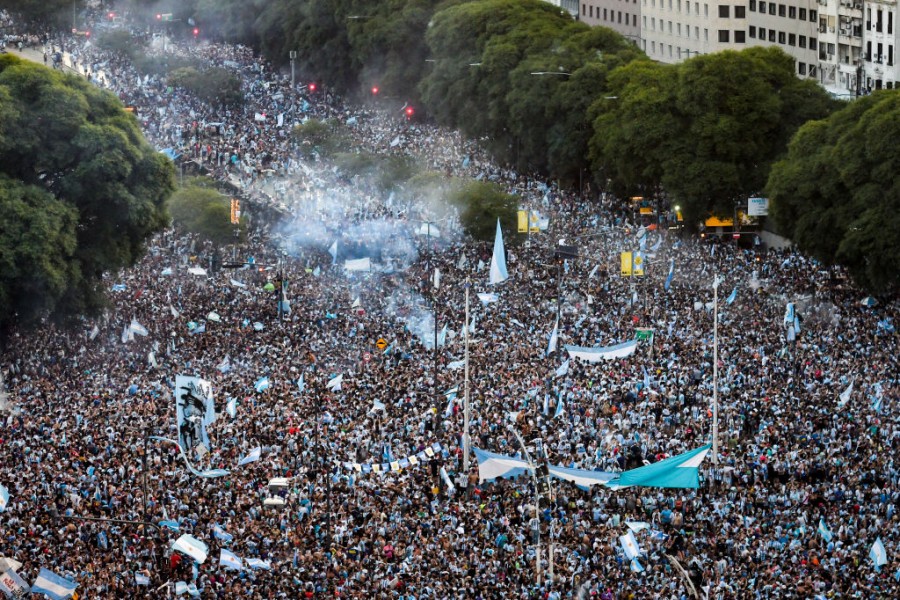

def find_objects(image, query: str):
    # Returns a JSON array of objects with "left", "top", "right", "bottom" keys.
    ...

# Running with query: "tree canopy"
[
  {"left": 590, "top": 47, "right": 836, "bottom": 225},
  {"left": 767, "top": 91, "right": 900, "bottom": 293},
  {"left": 168, "top": 180, "right": 245, "bottom": 247},
  {"left": 0, "top": 55, "right": 175, "bottom": 329}
]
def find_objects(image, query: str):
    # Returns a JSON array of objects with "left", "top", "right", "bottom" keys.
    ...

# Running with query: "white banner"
[
  {"left": 564, "top": 340, "right": 639, "bottom": 362},
  {"left": 344, "top": 257, "right": 371, "bottom": 272},
  {"left": 0, "top": 569, "right": 30, "bottom": 597},
  {"left": 174, "top": 376, "right": 216, "bottom": 452}
]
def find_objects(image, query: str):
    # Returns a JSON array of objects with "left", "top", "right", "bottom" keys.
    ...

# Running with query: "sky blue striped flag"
[
  {"left": 219, "top": 549, "right": 243, "bottom": 571},
  {"left": 818, "top": 518, "right": 833, "bottom": 543},
  {"left": 664, "top": 259, "right": 674, "bottom": 292},
  {"left": 871, "top": 538, "right": 888, "bottom": 569},
  {"left": 31, "top": 568, "right": 77, "bottom": 600},
  {"left": 605, "top": 444, "right": 711, "bottom": 489},
  {"left": 726, "top": 286, "right": 738, "bottom": 305}
]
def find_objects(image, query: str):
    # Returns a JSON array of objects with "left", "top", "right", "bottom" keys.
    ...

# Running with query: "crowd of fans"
[{"left": 1, "top": 9, "right": 898, "bottom": 600}]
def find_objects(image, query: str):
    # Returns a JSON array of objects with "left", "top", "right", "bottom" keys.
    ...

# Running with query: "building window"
[
  {"left": 769, "top": 29, "right": 776, "bottom": 42},
  {"left": 669, "top": 44, "right": 673, "bottom": 57},
  {"left": 810, "top": 10, "right": 816, "bottom": 21},
  {"left": 669, "top": 20, "right": 673, "bottom": 33},
  {"left": 799, "top": 8, "right": 806, "bottom": 20},
  {"left": 719, "top": 5, "right": 730, "bottom": 17},
  {"left": 809, "top": 38, "right": 816, "bottom": 51},
  {"left": 678, "top": 0, "right": 681, "bottom": 12},
  {"left": 604, "top": 8, "right": 608, "bottom": 19},
  {"left": 652, "top": 17, "right": 656, "bottom": 29},
  {"left": 750, "top": 0, "right": 756, "bottom": 10},
  {"left": 618, "top": 10, "right": 622, "bottom": 23},
  {"left": 789, "top": 33, "right": 796, "bottom": 45},
  {"left": 760, "top": 1, "right": 766, "bottom": 12},
  {"left": 889, "top": 45, "right": 894, "bottom": 66},
  {"left": 759, "top": 27, "right": 766, "bottom": 39},
  {"left": 749, "top": 25, "right": 757, "bottom": 37},
  {"left": 582, "top": 4, "right": 586, "bottom": 16},
  {"left": 890, "top": 12, "right": 894, "bottom": 34},
  {"left": 778, "top": 4, "right": 785, "bottom": 17},
  {"left": 719, "top": 29, "right": 730, "bottom": 42},
  {"left": 769, "top": 3, "right": 776, "bottom": 15},
  {"left": 736, "top": 6, "right": 746, "bottom": 18},
  {"left": 705, "top": 28, "right": 709, "bottom": 41},
  {"left": 789, "top": 6, "right": 796, "bottom": 19},
  {"left": 695, "top": 25, "right": 700, "bottom": 38},
  {"left": 705, "top": 3, "right": 708, "bottom": 17},
  {"left": 686, "top": 1, "right": 690, "bottom": 13},
  {"left": 778, "top": 31, "right": 786, "bottom": 44},
  {"left": 798, "top": 62, "right": 807, "bottom": 75},
  {"left": 799, "top": 35, "right": 806, "bottom": 48},
  {"left": 644, "top": 16, "right": 648, "bottom": 28},
  {"left": 678, "top": 23, "right": 682, "bottom": 36},
  {"left": 735, "top": 30, "right": 746, "bottom": 43},
  {"left": 652, "top": 41, "right": 657, "bottom": 54}
]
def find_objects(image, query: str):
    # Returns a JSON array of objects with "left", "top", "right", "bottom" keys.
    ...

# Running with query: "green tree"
[
  {"left": 169, "top": 66, "right": 243, "bottom": 107},
  {"left": 448, "top": 180, "right": 517, "bottom": 242},
  {"left": 0, "top": 55, "right": 175, "bottom": 327},
  {"left": 168, "top": 183, "right": 244, "bottom": 246},
  {"left": 767, "top": 92, "right": 900, "bottom": 292},
  {"left": 293, "top": 119, "right": 351, "bottom": 159},
  {"left": 95, "top": 30, "right": 139, "bottom": 59}
]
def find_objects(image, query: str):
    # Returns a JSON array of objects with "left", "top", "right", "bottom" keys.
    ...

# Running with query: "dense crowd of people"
[{"left": 1, "top": 9, "right": 899, "bottom": 599}]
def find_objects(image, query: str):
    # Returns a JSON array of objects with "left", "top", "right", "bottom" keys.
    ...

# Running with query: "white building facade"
[{"left": 860, "top": 0, "right": 899, "bottom": 90}]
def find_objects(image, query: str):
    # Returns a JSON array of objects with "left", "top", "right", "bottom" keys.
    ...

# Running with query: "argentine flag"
[
  {"left": 226, "top": 397, "right": 237, "bottom": 419},
  {"left": 213, "top": 524, "right": 233, "bottom": 543},
  {"left": 726, "top": 286, "right": 738, "bottom": 305},
  {"left": 619, "top": 530, "right": 642, "bottom": 560},
  {"left": 297, "top": 374, "right": 306, "bottom": 393},
  {"left": 135, "top": 572, "right": 150, "bottom": 586},
  {"left": 219, "top": 548, "right": 243, "bottom": 571},
  {"left": 0, "top": 483, "right": 9, "bottom": 512},
  {"left": 546, "top": 318, "right": 559, "bottom": 357},
  {"left": 554, "top": 395, "right": 565, "bottom": 419},
  {"left": 664, "top": 259, "right": 674, "bottom": 292},
  {"left": 245, "top": 558, "right": 271, "bottom": 570},
  {"left": 605, "top": 444, "right": 711, "bottom": 489},
  {"left": 254, "top": 377, "right": 270, "bottom": 393},
  {"left": 870, "top": 538, "right": 888, "bottom": 569},
  {"left": 31, "top": 568, "right": 78, "bottom": 600},
  {"left": 555, "top": 359, "right": 570, "bottom": 378},
  {"left": 489, "top": 219, "right": 509, "bottom": 285},
  {"left": 818, "top": 518, "right": 833, "bottom": 543},
  {"left": 238, "top": 447, "right": 261, "bottom": 466}
]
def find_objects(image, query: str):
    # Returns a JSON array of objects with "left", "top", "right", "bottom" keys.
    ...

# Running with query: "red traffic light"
[
  {"left": 308, "top": 83, "right": 317, "bottom": 92},
  {"left": 156, "top": 14, "right": 162, "bottom": 20},
  {"left": 405, "top": 106, "right": 415, "bottom": 117},
  {"left": 192, "top": 28, "right": 199, "bottom": 36},
  {"left": 371, "top": 86, "right": 379, "bottom": 95},
  {"left": 108, "top": 12, "right": 115, "bottom": 19}
]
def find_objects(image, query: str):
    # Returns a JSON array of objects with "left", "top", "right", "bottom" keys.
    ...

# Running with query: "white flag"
[
  {"left": 238, "top": 447, "right": 261, "bottom": 466},
  {"left": 329, "top": 240, "right": 338, "bottom": 264},
  {"left": 546, "top": 318, "right": 559, "bottom": 357},
  {"left": 555, "top": 359, "right": 570, "bottom": 378},
  {"left": 170, "top": 305, "right": 181, "bottom": 318},
  {"left": 433, "top": 268, "right": 441, "bottom": 290},
  {"left": 489, "top": 219, "right": 509, "bottom": 285},
  {"left": 326, "top": 374, "right": 343, "bottom": 391}
]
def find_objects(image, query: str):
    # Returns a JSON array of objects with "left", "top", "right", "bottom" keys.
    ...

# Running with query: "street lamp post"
[
  {"left": 508, "top": 426, "right": 544, "bottom": 587},
  {"left": 712, "top": 276, "right": 720, "bottom": 469}
]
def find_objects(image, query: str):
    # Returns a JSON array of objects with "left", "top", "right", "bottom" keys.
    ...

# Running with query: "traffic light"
[
  {"left": 308, "top": 83, "right": 317, "bottom": 93},
  {"left": 371, "top": 86, "right": 379, "bottom": 95},
  {"left": 156, "top": 14, "right": 162, "bottom": 20},
  {"left": 405, "top": 106, "right": 415, "bottom": 119},
  {"left": 192, "top": 28, "right": 199, "bottom": 37}
]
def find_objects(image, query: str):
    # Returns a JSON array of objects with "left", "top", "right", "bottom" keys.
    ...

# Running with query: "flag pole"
[
  {"left": 712, "top": 275, "right": 719, "bottom": 468},
  {"left": 463, "top": 278, "right": 471, "bottom": 473}
]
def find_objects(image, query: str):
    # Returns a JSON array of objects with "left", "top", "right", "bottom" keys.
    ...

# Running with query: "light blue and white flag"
[
  {"left": 149, "top": 436, "right": 230, "bottom": 479},
  {"left": 437, "top": 324, "right": 448, "bottom": 347},
  {"left": 555, "top": 360, "right": 570, "bottom": 378},
  {"left": 328, "top": 240, "right": 338, "bottom": 265},
  {"left": 625, "top": 520, "right": 651, "bottom": 533},
  {"left": 554, "top": 395, "right": 565, "bottom": 419},
  {"left": 159, "top": 520, "right": 180, "bottom": 531},
  {"left": 784, "top": 303, "right": 795, "bottom": 328},
  {"left": 226, "top": 397, "right": 237, "bottom": 418},
  {"left": 444, "top": 393, "right": 455, "bottom": 418},
  {"left": 213, "top": 524, "right": 233, "bottom": 543},
  {"left": 546, "top": 318, "right": 559, "bottom": 357},
  {"left": 244, "top": 558, "right": 271, "bottom": 570},
  {"left": 297, "top": 374, "right": 306, "bottom": 393},
  {"left": 31, "top": 568, "right": 77, "bottom": 600},
  {"left": 371, "top": 399, "right": 386, "bottom": 413},
  {"left": 838, "top": 381, "right": 854, "bottom": 408},
  {"left": 130, "top": 319, "right": 149, "bottom": 336},
  {"left": 447, "top": 360, "right": 465, "bottom": 370},
  {"left": 477, "top": 292, "right": 499, "bottom": 304},
  {"left": 818, "top": 518, "right": 832, "bottom": 543},
  {"left": 254, "top": 377, "right": 270, "bottom": 393},
  {"left": 219, "top": 549, "right": 243, "bottom": 571},
  {"left": 0, "top": 484, "right": 8, "bottom": 512},
  {"left": 565, "top": 340, "right": 638, "bottom": 362},
  {"left": 174, "top": 582, "right": 188, "bottom": 595},
  {"left": 326, "top": 374, "right": 343, "bottom": 391},
  {"left": 543, "top": 393, "right": 550, "bottom": 416},
  {"left": 135, "top": 572, "right": 150, "bottom": 586},
  {"left": 664, "top": 259, "right": 674, "bottom": 292},
  {"left": 171, "top": 535, "right": 209, "bottom": 564},
  {"left": 630, "top": 558, "right": 645, "bottom": 573},
  {"left": 870, "top": 537, "right": 888, "bottom": 569},
  {"left": 726, "top": 286, "right": 738, "bottom": 305},
  {"left": 238, "top": 447, "right": 261, "bottom": 466},
  {"left": 605, "top": 444, "right": 711, "bottom": 490},
  {"left": 619, "top": 530, "right": 642, "bottom": 560},
  {"left": 489, "top": 219, "right": 509, "bottom": 285}
]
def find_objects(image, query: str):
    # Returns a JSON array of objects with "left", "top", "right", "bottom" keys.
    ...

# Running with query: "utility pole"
[
  {"left": 509, "top": 426, "right": 541, "bottom": 587},
  {"left": 462, "top": 279, "right": 471, "bottom": 473},
  {"left": 712, "top": 275, "right": 719, "bottom": 467}
]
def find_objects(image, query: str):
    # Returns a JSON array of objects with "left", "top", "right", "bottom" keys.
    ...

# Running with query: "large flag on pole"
[
  {"left": 605, "top": 444, "right": 711, "bottom": 489},
  {"left": 489, "top": 219, "right": 508, "bottom": 285},
  {"left": 546, "top": 318, "right": 559, "bottom": 357}
]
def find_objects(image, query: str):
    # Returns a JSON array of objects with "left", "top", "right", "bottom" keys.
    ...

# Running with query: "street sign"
[
  {"left": 375, "top": 338, "right": 387, "bottom": 350},
  {"left": 363, "top": 352, "right": 372, "bottom": 363},
  {"left": 230, "top": 199, "right": 241, "bottom": 224}
]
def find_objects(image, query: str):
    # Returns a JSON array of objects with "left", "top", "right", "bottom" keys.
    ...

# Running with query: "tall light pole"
[
  {"left": 462, "top": 279, "right": 471, "bottom": 472},
  {"left": 289, "top": 51, "right": 297, "bottom": 88},
  {"left": 712, "top": 276, "right": 720, "bottom": 467},
  {"left": 508, "top": 425, "right": 542, "bottom": 587}
]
